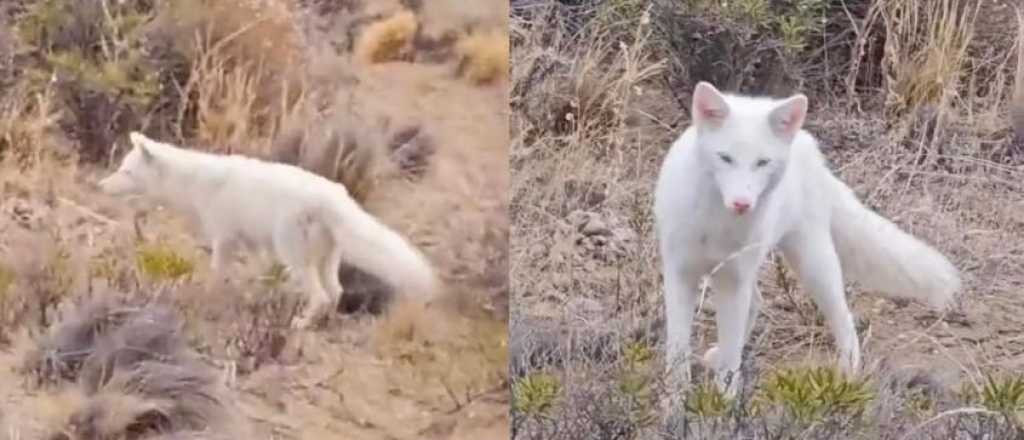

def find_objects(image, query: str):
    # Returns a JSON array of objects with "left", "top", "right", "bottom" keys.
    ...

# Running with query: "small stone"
[
  {"left": 528, "top": 243, "right": 547, "bottom": 259},
  {"left": 581, "top": 217, "right": 611, "bottom": 237}
]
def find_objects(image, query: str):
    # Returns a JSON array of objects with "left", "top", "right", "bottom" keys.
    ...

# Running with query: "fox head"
[
  {"left": 98, "top": 132, "right": 164, "bottom": 197},
  {"left": 690, "top": 81, "right": 808, "bottom": 216}
]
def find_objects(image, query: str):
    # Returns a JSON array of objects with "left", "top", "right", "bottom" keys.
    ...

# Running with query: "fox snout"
[
  {"left": 729, "top": 198, "right": 753, "bottom": 213},
  {"left": 726, "top": 197, "right": 753, "bottom": 215}
]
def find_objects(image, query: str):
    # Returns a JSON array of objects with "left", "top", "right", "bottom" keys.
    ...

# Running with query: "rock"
[
  {"left": 581, "top": 216, "right": 611, "bottom": 237},
  {"left": 527, "top": 243, "right": 547, "bottom": 260}
]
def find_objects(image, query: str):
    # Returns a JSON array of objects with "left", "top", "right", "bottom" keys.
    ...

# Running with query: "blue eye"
[
  {"left": 755, "top": 158, "right": 770, "bottom": 168},
  {"left": 717, "top": 153, "right": 733, "bottom": 164}
]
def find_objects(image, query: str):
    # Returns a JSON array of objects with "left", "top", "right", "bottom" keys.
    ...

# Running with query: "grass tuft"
[
  {"left": 513, "top": 372, "right": 561, "bottom": 417},
  {"left": 456, "top": 29, "right": 510, "bottom": 85},
  {"left": 135, "top": 242, "right": 194, "bottom": 282},
  {"left": 356, "top": 10, "right": 419, "bottom": 64},
  {"left": 758, "top": 366, "right": 874, "bottom": 424}
]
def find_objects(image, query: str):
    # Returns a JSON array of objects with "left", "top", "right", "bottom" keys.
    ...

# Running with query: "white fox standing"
[
  {"left": 654, "top": 82, "right": 961, "bottom": 395},
  {"left": 99, "top": 132, "right": 440, "bottom": 329}
]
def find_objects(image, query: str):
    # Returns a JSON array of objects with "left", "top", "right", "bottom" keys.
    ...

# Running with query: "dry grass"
[
  {"left": 1013, "top": 8, "right": 1024, "bottom": 140},
  {"left": 511, "top": 1, "right": 1024, "bottom": 438},
  {"left": 0, "top": 0, "right": 509, "bottom": 438},
  {"left": 457, "top": 29, "right": 511, "bottom": 84},
  {"left": 356, "top": 10, "right": 419, "bottom": 64}
]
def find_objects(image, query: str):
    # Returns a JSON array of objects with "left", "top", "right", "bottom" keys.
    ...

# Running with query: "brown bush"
[{"left": 356, "top": 10, "right": 418, "bottom": 64}]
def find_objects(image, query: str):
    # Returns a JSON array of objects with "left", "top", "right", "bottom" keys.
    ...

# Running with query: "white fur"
[
  {"left": 654, "top": 82, "right": 961, "bottom": 396},
  {"left": 99, "top": 132, "right": 440, "bottom": 329}
]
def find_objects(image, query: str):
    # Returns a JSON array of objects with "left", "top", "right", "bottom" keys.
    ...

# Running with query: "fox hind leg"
[
  {"left": 780, "top": 228, "right": 861, "bottom": 374},
  {"left": 321, "top": 246, "right": 345, "bottom": 308},
  {"left": 273, "top": 218, "right": 333, "bottom": 330}
]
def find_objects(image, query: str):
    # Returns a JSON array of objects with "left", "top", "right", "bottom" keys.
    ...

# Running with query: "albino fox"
[
  {"left": 654, "top": 82, "right": 961, "bottom": 395},
  {"left": 99, "top": 132, "right": 440, "bottom": 329}
]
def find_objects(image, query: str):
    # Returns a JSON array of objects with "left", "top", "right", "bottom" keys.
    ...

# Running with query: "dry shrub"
[
  {"left": 1013, "top": 8, "right": 1024, "bottom": 142},
  {"left": 269, "top": 108, "right": 385, "bottom": 205},
  {"left": 877, "top": 0, "right": 979, "bottom": 132},
  {"left": 23, "top": 298, "right": 235, "bottom": 439},
  {"left": 152, "top": 0, "right": 304, "bottom": 77},
  {"left": 355, "top": 10, "right": 418, "bottom": 64},
  {"left": 0, "top": 85, "right": 64, "bottom": 168},
  {"left": 456, "top": 29, "right": 510, "bottom": 85},
  {"left": 11, "top": 0, "right": 169, "bottom": 162},
  {"left": 0, "top": 229, "right": 80, "bottom": 330},
  {"left": 160, "top": 0, "right": 309, "bottom": 153},
  {"left": 6, "top": 0, "right": 309, "bottom": 163}
]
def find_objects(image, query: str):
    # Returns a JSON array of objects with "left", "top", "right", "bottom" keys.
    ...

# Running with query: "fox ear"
[
  {"left": 769, "top": 94, "right": 808, "bottom": 141},
  {"left": 692, "top": 82, "right": 730, "bottom": 128},
  {"left": 129, "top": 131, "right": 155, "bottom": 162}
]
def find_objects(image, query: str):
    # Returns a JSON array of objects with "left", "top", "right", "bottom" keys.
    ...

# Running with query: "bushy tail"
[
  {"left": 828, "top": 176, "right": 961, "bottom": 309},
  {"left": 326, "top": 200, "right": 441, "bottom": 300}
]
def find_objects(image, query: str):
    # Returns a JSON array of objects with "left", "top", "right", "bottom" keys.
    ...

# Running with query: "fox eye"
[
  {"left": 717, "top": 153, "right": 734, "bottom": 165},
  {"left": 755, "top": 158, "right": 771, "bottom": 168}
]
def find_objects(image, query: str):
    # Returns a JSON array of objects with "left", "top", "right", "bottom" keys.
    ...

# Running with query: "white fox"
[
  {"left": 99, "top": 132, "right": 440, "bottom": 329},
  {"left": 654, "top": 82, "right": 961, "bottom": 395}
]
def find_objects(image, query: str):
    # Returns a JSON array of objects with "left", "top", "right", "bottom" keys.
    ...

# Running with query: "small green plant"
[
  {"left": 684, "top": 382, "right": 731, "bottom": 418},
  {"left": 759, "top": 366, "right": 874, "bottom": 424},
  {"left": 775, "top": 0, "right": 827, "bottom": 54},
  {"left": 976, "top": 374, "right": 1024, "bottom": 416},
  {"left": 724, "top": 0, "right": 771, "bottom": 27},
  {"left": 513, "top": 373, "right": 561, "bottom": 417},
  {"left": 616, "top": 341, "right": 658, "bottom": 426},
  {"left": 136, "top": 243, "right": 195, "bottom": 282},
  {"left": 622, "top": 341, "right": 654, "bottom": 369}
]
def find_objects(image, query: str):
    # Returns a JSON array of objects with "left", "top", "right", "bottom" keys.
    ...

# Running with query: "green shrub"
[
  {"left": 684, "top": 382, "right": 731, "bottom": 418},
  {"left": 514, "top": 372, "right": 561, "bottom": 417},
  {"left": 963, "top": 374, "right": 1024, "bottom": 420},
  {"left": 759, "top": 366, "right": 874, "bottom": 424},
  {"left": 135, "top": 242, "right": 194, "bottom": 282}
]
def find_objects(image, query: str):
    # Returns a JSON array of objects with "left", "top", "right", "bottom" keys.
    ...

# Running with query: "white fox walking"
[
  {"left": 99, "top": 132, "right": 440, "bottom": 329},
  {"left": 654, "top": 82, "right": 962, "bottom": 395}
]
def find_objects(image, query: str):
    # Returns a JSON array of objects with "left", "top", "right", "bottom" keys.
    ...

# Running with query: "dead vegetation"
[
  {"left": 511, "top": 0, "right": 1024, "bottom": 438},
  {"left": 0, "top": 0, "right": 508, "bottom": 438}
]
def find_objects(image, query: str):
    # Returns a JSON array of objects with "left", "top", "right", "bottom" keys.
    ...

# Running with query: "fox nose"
[{"left": 731, "top": 199, "right": 751, "bottom": 214}]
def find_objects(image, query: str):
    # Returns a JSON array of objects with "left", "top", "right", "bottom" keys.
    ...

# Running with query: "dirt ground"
[{"left": 0, "top": 1, "right": 509, "bottom": 439}]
